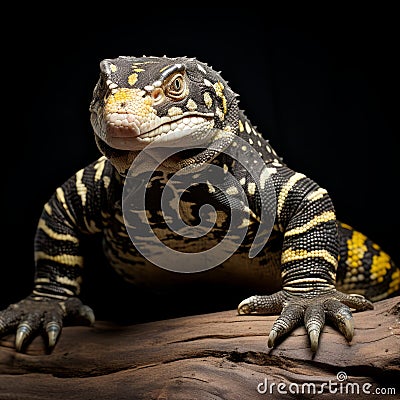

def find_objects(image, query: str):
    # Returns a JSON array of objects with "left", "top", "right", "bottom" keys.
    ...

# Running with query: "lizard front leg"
[
  {"left": 0, "top": 158, "right": 111, "bottom": 352},
  {"left": 238, "top": 165, "right": 373, "bottom": 351}
]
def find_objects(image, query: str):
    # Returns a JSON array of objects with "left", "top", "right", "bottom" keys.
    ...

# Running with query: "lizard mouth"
[
  {"left": 139, "top": 115, "right": 214, "bottom": 141},
  {"left": 107, "top": 112, "right": 214, "bottom": 138},
  {"left": 103, "top": 111, "right": 215, "bottom": 150}
]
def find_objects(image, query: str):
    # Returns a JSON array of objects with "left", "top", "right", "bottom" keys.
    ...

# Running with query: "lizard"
[{"left": 0, "top": 56, "right": 398, "bottom": 354}]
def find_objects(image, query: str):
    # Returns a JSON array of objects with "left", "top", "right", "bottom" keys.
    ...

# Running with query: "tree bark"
[{"left": 0, "top": 296, "right": 398, "bottom": 399}]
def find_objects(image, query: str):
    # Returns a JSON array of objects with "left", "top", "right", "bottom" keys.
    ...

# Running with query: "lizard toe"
[
  {"left": 0, "top": 307, "right": 20, "bottom": 337},
  {"left": 324, "top": 298, "right": 355, "bottom": 342},
  {"left": 63, "top": 297, "right": 95, "bottom": 326},
  {"left": 334, "top": 291, "right": 373, "bottom": 312},
  {"left": 304, "top": 302, "right": 325, "bottom": 352},
  {"left": 268, "top": 302, "right": 304, "bottom": 349},
  {"left": 237, "top": 291, "right": 286, "bottom": 315}
]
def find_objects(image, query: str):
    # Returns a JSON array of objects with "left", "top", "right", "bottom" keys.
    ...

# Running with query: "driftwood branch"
[{"left": 0, "top": 296, "right": 398, "bottom": 399}]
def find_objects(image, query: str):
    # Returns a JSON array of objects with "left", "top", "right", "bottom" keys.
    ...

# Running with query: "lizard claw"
[
  {"left": 15, "top": 314, "right": 42, "bottom": 352},
  {"left": 15, "top": 322, "right": 33, "bottom": 352},
  {"left": 303, "top": 303, "right": 325, "bottom": 352},
  {"left": 308, "top": 329, "right": 320, "bottom": 353},
  {"left": 78, "top": 305, "right": 96, "bottom": 326},
  {"left": 342, "top": 318, "right": 355, "bottom": 342},
  {"left": 267, "top": 330, "right": 277, "bottom": 348},
  {"left": 45, "top": 321, "right": 62, "bottom": 349},
  {"left": 237, "top": 299, "right": 252, "bottom": 315},
  {"left": 323, "top": 298, "right": 355, "bottom": 341}
]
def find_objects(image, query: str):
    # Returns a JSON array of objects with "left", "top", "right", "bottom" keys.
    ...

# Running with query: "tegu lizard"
[{"left": 1, "top": 56, "right": 398, "bottom": 354}]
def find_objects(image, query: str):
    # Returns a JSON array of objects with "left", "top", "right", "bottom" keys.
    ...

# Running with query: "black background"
[{"left": 1, "top": 7, "right": 398, "bottom": 314}]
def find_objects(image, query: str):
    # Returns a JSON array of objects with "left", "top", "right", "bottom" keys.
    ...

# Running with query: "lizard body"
[{"left": 1, "top": 56, "right": 398, "bottom": 353}]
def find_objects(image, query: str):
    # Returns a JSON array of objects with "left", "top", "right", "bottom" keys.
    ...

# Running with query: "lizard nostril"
[{"left": 151, "top": 88, "right": 164, "bottom": 103}]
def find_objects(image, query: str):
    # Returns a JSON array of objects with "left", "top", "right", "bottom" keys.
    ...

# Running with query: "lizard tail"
[{"left": 336, "top": 222, "right": 399, "bottom": 302}]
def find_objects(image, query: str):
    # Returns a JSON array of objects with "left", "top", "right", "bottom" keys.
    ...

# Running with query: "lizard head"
[{"left": 89, "top": 56, "right": 240, "bottom": 174}]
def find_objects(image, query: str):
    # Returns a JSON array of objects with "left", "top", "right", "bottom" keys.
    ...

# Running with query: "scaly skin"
[{"left": 0, "top": 56, "right": 398, "bottom": 353}]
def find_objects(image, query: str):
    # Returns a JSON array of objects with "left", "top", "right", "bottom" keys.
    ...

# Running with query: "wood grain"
[{"left": 0, "top": 296, "right": 398, "bottom": 399}]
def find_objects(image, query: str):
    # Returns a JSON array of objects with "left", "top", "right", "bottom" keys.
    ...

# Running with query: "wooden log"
[{"left": 0, "top": 296, "right": 398, "bottom": 399}]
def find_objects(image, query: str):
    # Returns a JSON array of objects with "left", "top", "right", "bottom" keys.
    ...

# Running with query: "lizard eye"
[{"left": 165, "top": 73, "right": 186, "bottom": 100}]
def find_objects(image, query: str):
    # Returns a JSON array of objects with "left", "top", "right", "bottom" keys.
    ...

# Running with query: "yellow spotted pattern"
[
  {"left": 389, "top": 269, "right": 400, "bottom": 295},
  {"left": 213, "top": 81, "right": 227, "bottom": 114},
  {"left": 203, "top": 92, "right": 213, "bottom": 109},
  {"left": 105, "top": 88, "right": 155, "bottom": 119},
  {"left": 341, "top": 226, "right": 399, "bottom": 297},
  {"left": 371, "top": 249, "right": 393, "bottom": 284},
  {"left": 128, "top": 73, "right": 138, "bottom": 86},
  {"left": 346, "top": 230, "right": 368, "bottom": 269}
]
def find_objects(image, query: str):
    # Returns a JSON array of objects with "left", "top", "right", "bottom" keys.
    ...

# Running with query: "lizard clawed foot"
[
  {"left": 0, "top": 296, "right": 95, "bottom": 353},
  {"left": 238, "top": 290, "right": 373, "bottom": 352}
]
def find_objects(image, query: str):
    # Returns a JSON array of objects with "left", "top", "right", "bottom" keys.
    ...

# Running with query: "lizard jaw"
[{"left": 104, "top": 113, "right": 215, "bottom": 150}]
